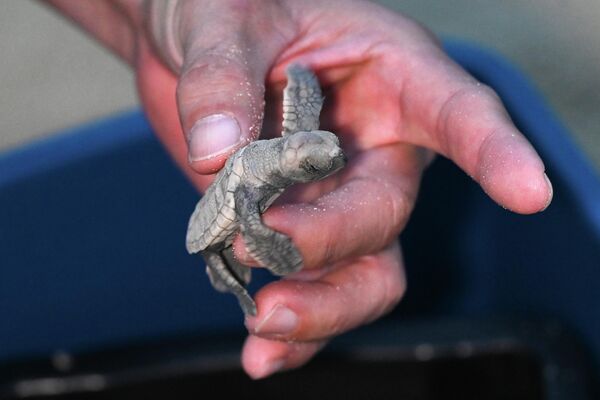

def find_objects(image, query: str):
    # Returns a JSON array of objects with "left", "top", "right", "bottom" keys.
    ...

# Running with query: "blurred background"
[{"left": 0, "top": 0, "right": 598, "bottom": 170}]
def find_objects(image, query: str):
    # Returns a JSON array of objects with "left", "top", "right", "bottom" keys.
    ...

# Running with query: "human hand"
[{"left": 138, "top": 0, "right": 553, "bottom": 379}]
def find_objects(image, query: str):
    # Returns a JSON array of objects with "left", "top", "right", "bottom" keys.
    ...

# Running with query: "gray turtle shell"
[
  {"left": 185, "top": 148, "right": 246, "bottom": 254},
  {"left": 186, "top": 64, "right": 325, "bottom": 253}
]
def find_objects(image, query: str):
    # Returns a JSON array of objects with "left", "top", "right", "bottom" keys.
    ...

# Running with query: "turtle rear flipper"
[
  {"left": 202, "top": 250, "right": 257, "bottom": 316},
  {"left": 222, "top": 246, "right": 252, "bottom": 285}
]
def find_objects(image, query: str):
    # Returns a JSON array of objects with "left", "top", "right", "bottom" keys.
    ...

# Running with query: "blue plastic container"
[{"left": 1, "top": 41, "right": 599, "bottom": 375}]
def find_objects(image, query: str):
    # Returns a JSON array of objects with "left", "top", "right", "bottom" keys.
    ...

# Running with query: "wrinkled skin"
[{"left": 47, "top": 0, "right": 552, "bottom": 379}]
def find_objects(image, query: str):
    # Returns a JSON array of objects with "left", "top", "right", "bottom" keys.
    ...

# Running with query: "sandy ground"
[{"left": 1, "top": 0, "right": 598, "bottom": 170}]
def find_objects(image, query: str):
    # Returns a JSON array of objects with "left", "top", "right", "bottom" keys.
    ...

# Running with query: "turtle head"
[{"left": 279, "top": 130, "right": 346, "bottom": 182}]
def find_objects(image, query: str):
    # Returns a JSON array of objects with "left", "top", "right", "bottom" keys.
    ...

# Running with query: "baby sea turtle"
[{"left": 186, "top": 65, "right": 346, "bottom": 316}]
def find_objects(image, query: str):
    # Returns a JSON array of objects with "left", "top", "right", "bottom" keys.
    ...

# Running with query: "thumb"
[
  {"left": 146, "top": 1, "right": 292, "bottom": 174},
  {"left": 177, "top": 50, "right": 267, "bottom": 174}
]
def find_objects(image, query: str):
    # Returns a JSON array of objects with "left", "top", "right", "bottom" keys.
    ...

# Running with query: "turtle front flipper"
[
  {"left": 202, "top": 249, "right": 257, "bottom": 316},
  {"left": 282, "top": 64, "right": 324, "bottom": 136},
  {"left": 235, "top": 185, "right": 303, "bottom": 276}
]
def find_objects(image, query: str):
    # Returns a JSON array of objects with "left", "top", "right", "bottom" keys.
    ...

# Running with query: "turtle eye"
[{"left": 300, "top": 159, "right": 320, "bottom": 174}]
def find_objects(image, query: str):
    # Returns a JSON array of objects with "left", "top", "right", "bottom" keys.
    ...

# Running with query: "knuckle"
[
  {"left": 177, "top": 55, "right": 248, "bottom": 99},
  {"left": 436, "top": 83, "right": 499, "bottom": 133},
  {"left": 324, "top": 302, "right": 352, "bottom": 337},
  {"left": 383, "top": 263, "right": 406, "bottom": 311},
  {"left": 374, "top": 182, "right": 413, "bottom": 244},
  {"left": 321, "top": 211, "right": 347, "bottom": 264},
  {"left": 175, "top": 53, "right": 264, "bottom": 134},
  {"left": 370, "top": 250, "right": 406, "bottom": 316},
  {"left": 435, "top": 82, "right": 504, "bottom": 159},
  {"left": 386, "top": 187, "right": 412, "bottom": 233}
]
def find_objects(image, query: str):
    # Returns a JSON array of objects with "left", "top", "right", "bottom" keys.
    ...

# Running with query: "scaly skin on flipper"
[
  {"left": 202, "top": 249, "right": 257, "bottom": 316},
  {"left": 282, "top": 64, "right": 324, "bottom": 136},
  {"left": 234, "top": 184, "right": 303, "bottom": 276},
  {"left": 186, "top": 65, "right": 346, "bottom": 316}
]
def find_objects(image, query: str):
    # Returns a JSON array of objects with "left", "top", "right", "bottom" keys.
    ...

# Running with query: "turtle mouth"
[
  {"left": 337, "top": 151, "right": 348, "bottom": 166},
  {"left": 300, "top": 150, "right": 346, "bottom": 177},
  {"left": 330, "top": 150, "right": 347, "bottom": 172}
]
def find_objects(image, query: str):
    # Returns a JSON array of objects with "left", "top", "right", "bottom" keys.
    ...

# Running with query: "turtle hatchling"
[{"left": 185, "top": 64, "right": 346, "bottom": 316}]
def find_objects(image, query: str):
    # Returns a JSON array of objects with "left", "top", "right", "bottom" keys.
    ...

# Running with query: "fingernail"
[
  {"left": 247, "top": 304, "right": 298, "bottom": 336},
  {"left": 188, "top": 114, "right": 241, "bottom": 162},
  {"left": 252, "top": 358, "right": 286, "bottom": 380},
  {"left": 543, "top": 173, "right": 554, "bottom": 210}
]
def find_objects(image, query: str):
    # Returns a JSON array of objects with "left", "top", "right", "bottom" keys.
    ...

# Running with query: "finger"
[
  {"left": 149, "top": 1, "right": 294, "bottom": 174},
  {"left": 241, "top": 335, "right": 327, "bottom": 380},
  {"left": 135, "top": 39, "right": 215, "bottom": 191},
  {"left": 400, "top": 48, "right": 553, "bottom": 213},
  {"left": 233, "top": 144, "right": 426, "bottom": 269},
  {"left": 245, "top": 242, "right": 405, "bottom": 342}
]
